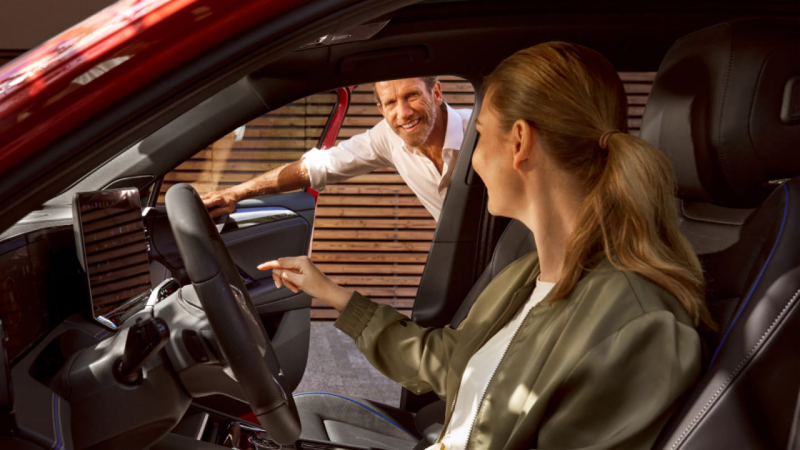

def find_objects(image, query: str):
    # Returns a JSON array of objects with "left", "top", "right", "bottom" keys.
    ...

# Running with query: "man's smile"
[{"left": 399, "top": 119, "right": 421, "bottom": 131}]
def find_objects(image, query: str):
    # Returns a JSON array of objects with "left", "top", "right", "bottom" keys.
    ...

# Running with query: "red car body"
[{"left": 0, "top": 0, "right": 305, "bottom": 175}]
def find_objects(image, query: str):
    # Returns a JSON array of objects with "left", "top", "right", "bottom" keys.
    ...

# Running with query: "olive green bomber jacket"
[{"left": 334, "top": 251, "right": 702, "bottom": 449}]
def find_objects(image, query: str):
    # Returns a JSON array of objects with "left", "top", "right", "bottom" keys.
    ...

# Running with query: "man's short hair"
[{"left": 373, "top": 77, "right": 438, "bottom": 106}]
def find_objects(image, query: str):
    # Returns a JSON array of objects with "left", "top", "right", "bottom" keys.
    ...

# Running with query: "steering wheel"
[{"left": 165, "top": 183, "right": 300, "bottom": 445}]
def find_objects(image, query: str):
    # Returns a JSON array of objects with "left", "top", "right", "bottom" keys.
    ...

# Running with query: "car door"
[{"left": 148, "top": 87, "right": 352, "bottom": 394}]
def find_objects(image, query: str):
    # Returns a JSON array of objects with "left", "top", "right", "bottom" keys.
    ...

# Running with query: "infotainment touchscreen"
[{"left": 73, "top": 189, "right": 152, "bottom": 329}]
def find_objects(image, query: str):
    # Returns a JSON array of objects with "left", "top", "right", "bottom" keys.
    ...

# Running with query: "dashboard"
[
  {"left": 0, "top": 227, "right": 85, "bottom": 364},
  {"left": 0, "top": 189, "right": 152, "bottom": 364},
  {"left": 0, "top": 190, "right": 316, "bottom": 449}
]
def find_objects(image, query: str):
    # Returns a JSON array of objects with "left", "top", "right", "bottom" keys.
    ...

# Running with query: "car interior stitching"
[
  {"left": 672, "top": 287, "right": 800, "bottom": 449},
  {"left": 708, "top": 183, "right": 789, "bottom": 366}
]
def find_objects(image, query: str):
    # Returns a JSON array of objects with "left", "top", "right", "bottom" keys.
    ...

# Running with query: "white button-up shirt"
[{"left": 301, "top": 104, "right": 472, "bottom": 221}]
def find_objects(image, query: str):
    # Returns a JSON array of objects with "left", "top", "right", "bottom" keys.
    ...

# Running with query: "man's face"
[{"left": 375, "top": 78, "right": 443, "bottom": 148}]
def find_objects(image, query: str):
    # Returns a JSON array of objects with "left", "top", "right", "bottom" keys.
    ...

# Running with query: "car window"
[
  {"left": 156, "top": 90, "right": 340, "bottom": 204},
  {"left": 307, "top": 72, "right": 653, "bottom": 322},
  {"left": 309, "top": 76, "right": 474, "bottom": 321},
  {"left": 293, "top": 76, "right": 474, "bottom": 405}
]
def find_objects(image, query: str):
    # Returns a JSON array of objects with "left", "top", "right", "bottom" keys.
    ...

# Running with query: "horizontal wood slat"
[
  {"left": 310, "top": 252, "right": 429, "bottom": 263},
  {"left": 314, "top": 218, "right": 436, "bottom": 229},
  {"left": 316, "top": 207, "right": 431, "bottom": 218},
  {"left": 318, "top": 196, "right": 423, "bottom": 206},
  {"left": 161, "top": 73, "right": 655, "bottom": 319},
  {"left": 313, "top": 241, "right": 431, "bottom": 252},
  {"left": 313, "top": 230, "right": 434, "bottom": 240},
  {"left": 329, "top": 275, "right": 421, "bottom": 286},
  {"left": 334, "top": 286, "right": 418, "bottom": 297},
  {"left": 315, "top": 264, "right": 426, "bottom": 274},
  {"left": 322, "top": 184, "right": 415, "bottom": 195}
]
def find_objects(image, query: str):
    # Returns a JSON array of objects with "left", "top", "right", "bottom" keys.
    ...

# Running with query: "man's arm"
[
  {"left": 201, "top": 121, "right": 393, "bottom": 218},
  {"left": 201, "top": 159, "right": 310, "bottom": 218}
]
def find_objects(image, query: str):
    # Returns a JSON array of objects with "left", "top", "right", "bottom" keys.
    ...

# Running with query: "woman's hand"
[{"left": 257, "top": 256, "right": 352, "bottom": 311}]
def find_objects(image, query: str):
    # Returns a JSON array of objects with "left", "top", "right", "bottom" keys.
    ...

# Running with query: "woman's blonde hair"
[{"left": 484, "top": 42, "right": 714, "bottom": 328}]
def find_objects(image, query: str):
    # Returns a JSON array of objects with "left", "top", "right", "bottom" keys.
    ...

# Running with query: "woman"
[{"left": 260, "top": 42, "right": 714, "bottom": 449}]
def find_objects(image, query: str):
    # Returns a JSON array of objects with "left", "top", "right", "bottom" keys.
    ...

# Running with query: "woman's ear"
[{"left": 511, "top": 119, "right": 536, "bottom": 171}]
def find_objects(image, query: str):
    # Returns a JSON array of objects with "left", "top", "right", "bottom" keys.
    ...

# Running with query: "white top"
[
  {"left": 301, "top": 104, "right": 472, "bottom": 221},
  {"left": 434, "top": 279, "right": 556, "bottom": 450}
]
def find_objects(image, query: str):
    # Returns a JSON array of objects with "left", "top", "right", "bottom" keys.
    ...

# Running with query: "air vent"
[{"left": 298, "top": 21, "right": 390, "bottom": 50}]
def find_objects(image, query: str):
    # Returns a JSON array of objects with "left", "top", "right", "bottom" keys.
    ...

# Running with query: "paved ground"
[{"left": 295, "top": 321, "right": 402, "bottom": 407}]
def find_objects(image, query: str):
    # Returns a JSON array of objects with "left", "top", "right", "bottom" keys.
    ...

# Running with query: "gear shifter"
[{"left": 114, "top": 317, "right": 170, "bottom": 385}]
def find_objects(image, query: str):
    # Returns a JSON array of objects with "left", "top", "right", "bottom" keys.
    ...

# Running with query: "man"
[{"left": 202, "top": 77, "right": 472, "bottom": 222}]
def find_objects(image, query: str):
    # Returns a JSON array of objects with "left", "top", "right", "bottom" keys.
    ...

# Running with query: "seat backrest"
[
  {"left": 640, "top": 18, "right": 800, "bottom": 449},
  {"left": 450, "top": 219, "right": 535, "bottom": 327}
]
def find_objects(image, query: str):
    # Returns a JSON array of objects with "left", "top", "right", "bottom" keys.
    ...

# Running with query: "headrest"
[{"left": 641, "top": 18, "right": 800, "bottom": 206}]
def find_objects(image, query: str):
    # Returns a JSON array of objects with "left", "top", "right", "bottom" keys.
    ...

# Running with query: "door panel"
[
  {"left": 224, "top": 215, "right": 307, "bottom": 282},
  {"left": 220, "top": 191, "right": 316, "bottom": 312}
]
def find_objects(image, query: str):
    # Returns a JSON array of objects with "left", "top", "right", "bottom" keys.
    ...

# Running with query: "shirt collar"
[{"left": 442, "top": 103, "right": 464, "bottom": 152}]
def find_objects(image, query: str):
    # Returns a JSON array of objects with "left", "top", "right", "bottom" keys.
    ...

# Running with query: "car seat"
[
  {"left": 417, "top": 16, "right": 800, "bottom": 450},
  {"left": 641, "top": 17, "right": 800, "bottom": 450}
]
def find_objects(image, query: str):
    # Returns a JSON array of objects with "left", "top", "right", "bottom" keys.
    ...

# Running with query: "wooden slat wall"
[
  {"left": 160, "top": 95, "right": 338, "bottom": 200},
  {"left": 620, "top": 72, "right": 657, "bottom": 137},
  {"left": 161, "top": 73, "right": 655, "bottom": 320}
]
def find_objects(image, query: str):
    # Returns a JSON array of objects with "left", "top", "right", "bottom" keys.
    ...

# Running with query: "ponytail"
[
  {"left": 559, "top": 132, "right": 713, "bottom": 328},
  {"left": 485, "top": 42, "right": 714, "bottom": 329}
]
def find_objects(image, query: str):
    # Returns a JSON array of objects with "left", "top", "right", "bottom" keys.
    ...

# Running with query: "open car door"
[{"left": 147, "top": 87, "right": 352, "bottom": 400}]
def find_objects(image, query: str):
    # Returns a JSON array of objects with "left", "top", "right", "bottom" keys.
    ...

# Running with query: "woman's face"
[{"left": 472, "top": 95, "right": 524, "bottom": 218}]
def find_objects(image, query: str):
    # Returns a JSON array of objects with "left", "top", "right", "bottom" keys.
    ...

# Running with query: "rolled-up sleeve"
[{"left": 301, "top": 120, "right": 395, "bottom": 190}]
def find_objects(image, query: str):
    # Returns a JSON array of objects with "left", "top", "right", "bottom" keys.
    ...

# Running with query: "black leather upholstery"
[
  {"left": 450, "top": 219, "right": 536, "bottom": 328},
  {"left": 641, "top": 18, "right": 800, "bottom": 207},
  {"left": 643, "top": 18, "right": 800, "bottom": 450},
  {"left": 294, "top": 393, "right": 419, "bottom": 449}
]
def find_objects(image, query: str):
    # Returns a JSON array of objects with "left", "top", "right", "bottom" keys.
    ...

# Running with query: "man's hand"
[
  {"left": 201, "top": 190, "right": 239, "bottom": 218},
  {"left": 258, "top": 256, "right": 352, "bottom": 311}
]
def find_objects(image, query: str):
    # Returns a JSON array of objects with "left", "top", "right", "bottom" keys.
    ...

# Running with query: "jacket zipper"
[
  {"left": 433, "top": 293, "right": 528, "bottom": 445},
  {"left": 463, "top": 305, "right": 537, "bottom": 450}
]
